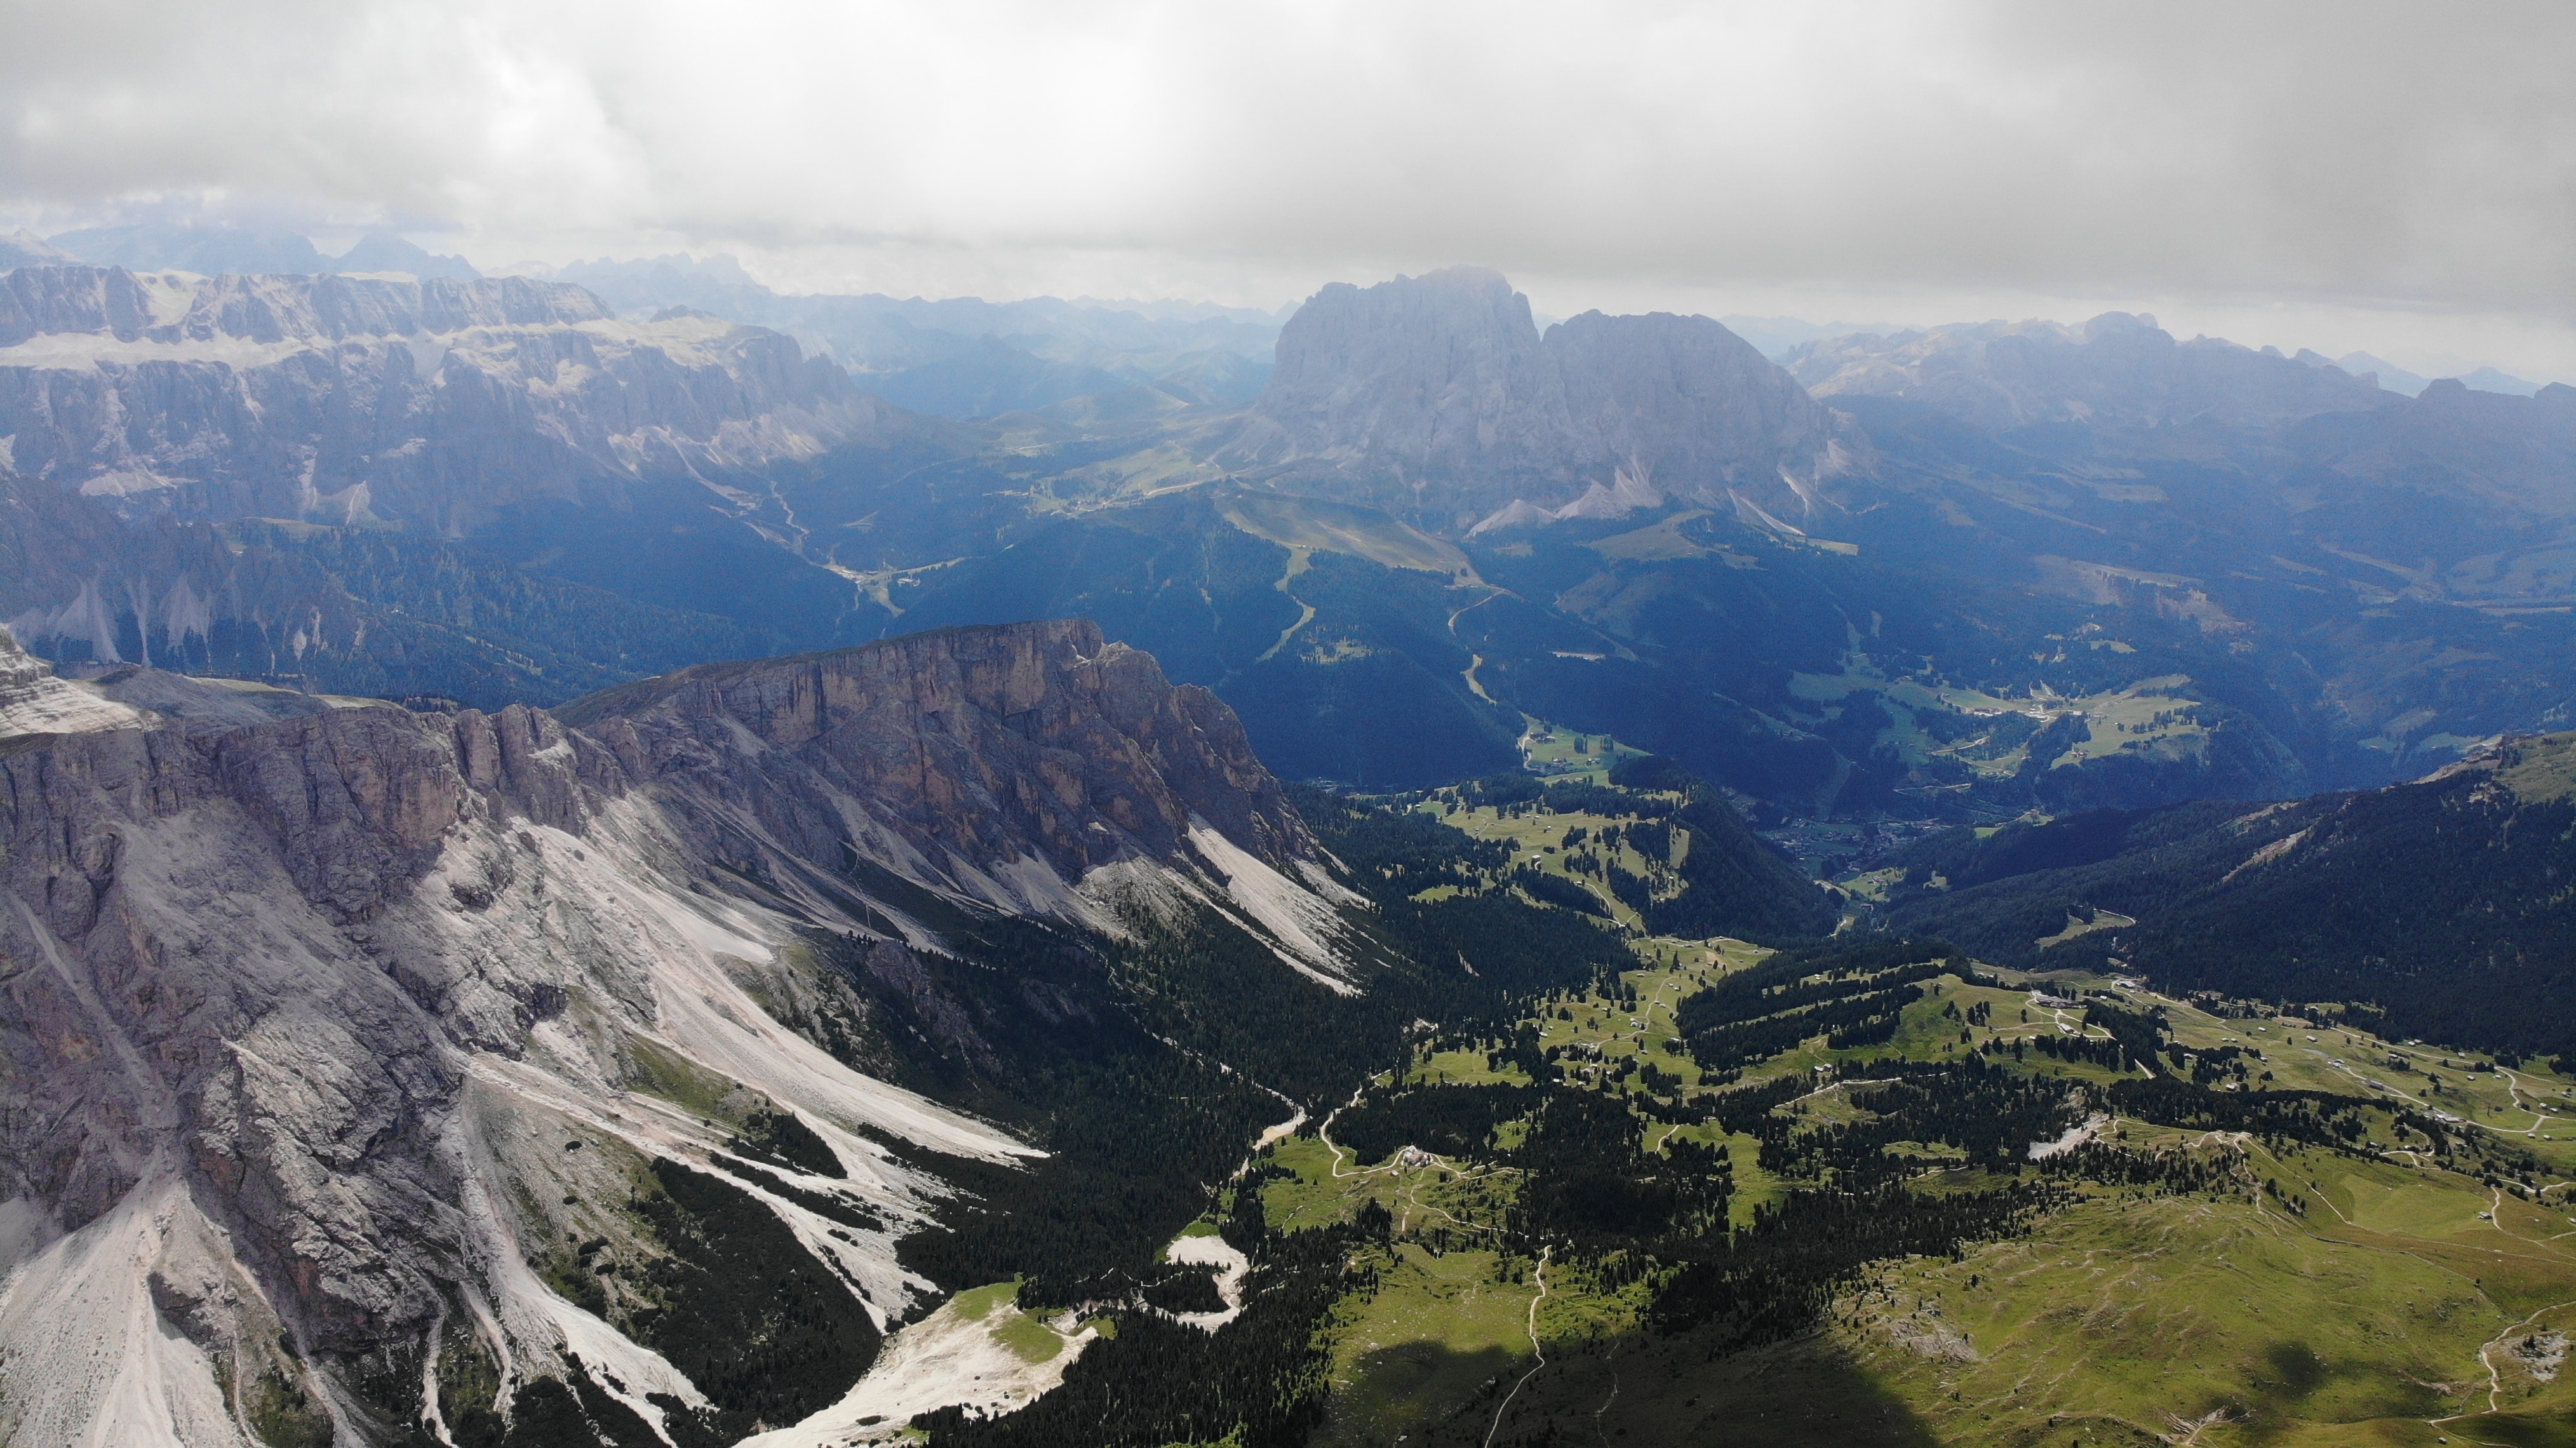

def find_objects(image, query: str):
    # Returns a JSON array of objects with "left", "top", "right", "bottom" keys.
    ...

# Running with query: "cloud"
[{"left": 6, "top": 1, "right": 2572, "bottom": 345}]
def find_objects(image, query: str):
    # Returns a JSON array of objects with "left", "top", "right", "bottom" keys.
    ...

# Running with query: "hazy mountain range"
[
  {"left": 2, "top": 255, "right": 2572, "bottom": 817},
  {"left": 17, "top": 224, "right": 2554, "bottom": 412}
]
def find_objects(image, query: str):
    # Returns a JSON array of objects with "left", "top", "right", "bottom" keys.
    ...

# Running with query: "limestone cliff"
[{"left": 0, "top": 619, "right": 1353, "bottom": 1447}]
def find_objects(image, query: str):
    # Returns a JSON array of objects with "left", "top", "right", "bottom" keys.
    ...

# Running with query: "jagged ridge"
[{"left": 0, "top": 619, "right": 1358, "bottom": 1447}]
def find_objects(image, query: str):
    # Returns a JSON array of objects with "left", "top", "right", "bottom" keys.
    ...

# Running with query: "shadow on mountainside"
[{"left": 1403, "top": 1329, "right": 1944, "bottom": 1448}]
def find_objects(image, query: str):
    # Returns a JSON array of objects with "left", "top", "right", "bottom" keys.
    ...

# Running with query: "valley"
[
  {"left": 9, "top": 262, "right": 2575, "bottom": 817},
  {"left": 840, "top": 738, "right": 2576, "bottom": 1447}
]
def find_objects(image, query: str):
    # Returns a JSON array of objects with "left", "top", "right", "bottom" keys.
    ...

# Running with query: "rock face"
[
  {"left": 0, "top": 619, "right": 1351, "bottom": 1446},
  {"left": 0, "top": 265, "right": 918, "bottom": 533},
  {"left": 558, "top": 621, "right": 1315, "bottom": 897},
  {"left": 1220, "top": 267, "right": 1858, "bottom": 533},
  {"left": 0, "top": 618, "right": 144, "bottom": 735}
]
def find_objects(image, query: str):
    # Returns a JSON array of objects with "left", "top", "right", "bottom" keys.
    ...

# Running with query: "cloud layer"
[{"left": 6, "top": 1, "right": 2572, "bottom": 360}]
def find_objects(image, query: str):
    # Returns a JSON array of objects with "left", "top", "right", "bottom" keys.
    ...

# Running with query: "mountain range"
[
  {"left": 7, "top": 236, "right": 2576, "bottom": 1447},
  {"left": 1, "top": 257, "right": 2572, "bottom": 818},
  {"left": 542, "top": 253, "right": 1282, "bottom": 420},
  {"left": 47, "top": 224, "right": 483, "bottom": 282}
]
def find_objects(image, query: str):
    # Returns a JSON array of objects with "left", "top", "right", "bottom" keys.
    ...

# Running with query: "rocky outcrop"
[
  {"left": 0, "top": 614, "right": 142, "bottom": 735},
  {"left": 0, "top": 619, "right": 1350, "bottom": 1446},
  {"left": 560, "top": 619, "right": 1314, "bottom": 895},
  {"left": 0, "top": 265, "right": 937, "bottom": 532},
  {"left": 1219, "top": 266, "right": 1858, "bottom": 533}
]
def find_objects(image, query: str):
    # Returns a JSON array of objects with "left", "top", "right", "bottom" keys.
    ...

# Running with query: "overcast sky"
[{"left": 6, "top": 0, "right": 2573, "bottom": 376}]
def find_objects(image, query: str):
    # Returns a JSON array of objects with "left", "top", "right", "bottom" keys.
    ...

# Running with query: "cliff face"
[
  {"left": 1547, "top": 309, "right": 1852, "bottom": 519},
  {"left": 0, "top": 265, "right": 924, "bottom": 533},
  {"left": 0, "top": 615, "right": 144, "bottom": 734},
  {"left": 1220, "top": 267, "right": 1858, "bottom": 533},
  {"left": 560, "top": 619, "right": 1315, "bottom": 894},
  {"left": 0, "top": 620, "right": 1350, "bottom": 1447}
]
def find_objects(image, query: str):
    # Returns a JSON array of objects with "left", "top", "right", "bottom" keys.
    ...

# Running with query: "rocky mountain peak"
[
  {"left": 1236, "top": 266, "right": 1571, "bottom": 499},
  {"left": 1546, "top": 308, "right": 1852, "bottom": 520},
  {"left": 1221, "top": 267, "right": 1856, "bottom": 534},
  {"left": 0, "top": 622, "right": 143, "bottom": 736}
]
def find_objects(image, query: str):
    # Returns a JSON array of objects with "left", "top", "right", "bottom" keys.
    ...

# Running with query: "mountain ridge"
[
  {"left": 0, "top": 617, "right": 1369, "bottom": 1445},
  {"left": 1874, "top": 729, "right": 2576, "bottom": 1057}
]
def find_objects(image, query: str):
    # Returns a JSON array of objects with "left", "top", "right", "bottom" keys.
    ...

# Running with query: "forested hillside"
[{"left": 1879, "top": 732, "right": 2576, "bottom": 1062}]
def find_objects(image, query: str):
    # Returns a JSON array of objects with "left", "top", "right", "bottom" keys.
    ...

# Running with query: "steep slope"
[
  {"left": 2300, "top": 375, "right": 2576, "bottom": 525},
  {"left": 1219, "top": 267, "right": 1857, "bottom": 533},
  {"left": 1878, "top": 732, "right": 2576, "bottom": 1058},
  {"left": 1611, "top": 766, "right": 1839, "bottom": 942},
  {"left": 0, "top": 619, "right": 1371, "bottom": 1447},
  {"left": 553, "top": 621, "right": 1353, "bottom": 980},
  {"left": 0, "top": 474, "right": 830, "bottom": 711}
]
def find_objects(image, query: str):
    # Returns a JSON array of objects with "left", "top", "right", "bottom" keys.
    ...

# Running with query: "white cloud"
[{"left": 6, "top": 0, "right": 2573, "bottom": 372}]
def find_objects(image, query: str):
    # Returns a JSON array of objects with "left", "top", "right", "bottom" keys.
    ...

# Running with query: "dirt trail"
[
  {"left": 1484, "top": 1247, "right": 1553, "bottom": 1448},
  {"left": 2298, "top": 1048, "right": 2553, "bottom": 1141},
  {"left": 1317, "top": 1087, "right": 1393, "bottom": 1182},
  {"left": 2497, "top": 1066, "right": 2569, "bottom": 1139},
  {"left": 2441, "top": 1295, "right": 2576, "bottom": 1421},
  {"left": 1788, "top": 1076, "right": 1898, "bottom": 1108}
]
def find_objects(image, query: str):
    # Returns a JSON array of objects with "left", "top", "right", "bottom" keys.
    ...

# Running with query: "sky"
[{"left": 6, "top": 0, "right": 2574, "bottom": 379}]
